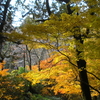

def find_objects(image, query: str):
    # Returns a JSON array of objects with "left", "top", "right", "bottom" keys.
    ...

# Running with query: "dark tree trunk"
[
  {"left": 74, "top": 33, "right": 92, "bottom": 100},
  {"left": 46, "top": 0, "right": 51, "bottom": 16},
  {"left": 58, "top": 0, "right": 92, "bottom": 99},
  {"left": 0, "top": 0, "right": 11, "bottom": 31},
  {"left": 23, "top": 51, "right": 26, "bottom": 72},
  {"left": 0, "top": 0, "right": 11, "bottom": 66},
  {"left": 28, "top": 50, "right": 32, "bottom": 70},
  {"left": 93, "top": 96, "right": 97, "bottom": 100},
  {"left": 37, "top": 61, "right": 41, "bottom": 71},
  {"left": 77, "top": 59, "right": 92, "bottom": 100}
]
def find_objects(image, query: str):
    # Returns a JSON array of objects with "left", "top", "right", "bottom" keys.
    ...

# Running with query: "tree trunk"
[
  {"left": 0, "top": 0, "right": 11, "bottom": 66},
  {"left": 0, "top": 0, "right": 11, "bottom": 31},
  {"left": 37, "top": 60, "right": 41, "bottom": 71},
  {"left": 93, "top": 96, "right": 97, "bottom": 100},
  {"left": 74, "top": 31, "right": 92, "bottom": 100},
  {"left": 26, "top": 45, "right": 32, "bottom": 70},
  {"left": 46, "top": 0, "right": 51, "bottom": 16},
  {"left": 77, "top": 59, "right": 92, "bottom": 100},
  {"left": 23, "top": 51, "right": 26, "bottom": 72},
  {"left": 61, "top": 0, "right": 92, "bottom": 99},
  {"left": 28, "top": 50, "right": 32, "bottom": 70}
]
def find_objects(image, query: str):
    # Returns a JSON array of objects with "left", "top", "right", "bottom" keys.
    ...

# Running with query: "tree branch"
[
  {"left": 87, "top": 70, "right": 100, "bottom": 80},
  {"left": 76, "top": 79, "right": 100, "bottom": 94},
  {"left": 46, "top": 0, "right": 51, "bottom": 16},
  {"left": 55, "top": 36, "right": 77, "bottom": 67}
]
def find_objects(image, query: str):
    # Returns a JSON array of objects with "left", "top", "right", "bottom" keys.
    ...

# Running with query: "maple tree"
[
  {"left": 23, "top": 55, "right": 80, "bottom": 99},
  {"left": 23, "top": 54, "right": 100, "bottom": 99},
  {"left": 26, "top": 55, "right": 54, "bottom": 71},
  {"left": 16, "top": 0, "right": 100, "bottom": 99}
]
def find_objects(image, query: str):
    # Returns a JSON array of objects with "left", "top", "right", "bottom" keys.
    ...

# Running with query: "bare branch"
[
  {"left": 87, "top": 71, "right": 100, "bottom": 80},
  {"left": 76, "top": 80, "right": 100, "bottom": 94},
  {"left": 55, "top": 36, "right": 77, "bottom": 67}
]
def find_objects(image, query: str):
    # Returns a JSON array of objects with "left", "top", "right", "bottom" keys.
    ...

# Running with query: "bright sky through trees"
[
  {"left": 11, "top": 0, "right": 85, "bottom": 27},
  {"left": 10, "top": 0, "right": 55, "bottom": 27},
  {"left": 10, "top": 0, "right": 22, "bottom": 26}
]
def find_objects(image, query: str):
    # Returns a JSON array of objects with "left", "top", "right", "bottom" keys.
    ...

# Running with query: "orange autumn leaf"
[
  {"left": 40, "top": 57, "right": 53, "bottom": 69},
  {"left": 0, "top": 69, "right": 9, "bottom": 76},
  {"left": 26, "top": 65, "right": 38, "bottom": 71},
  {"left": 41, "top": 87, "right": 51, "bottom": 95},
  {"left": 26, "top": 56, "right": 54, "bottom": 71},
  {"left": 0, "top": 61, "right": 6, "bottom": 70}
]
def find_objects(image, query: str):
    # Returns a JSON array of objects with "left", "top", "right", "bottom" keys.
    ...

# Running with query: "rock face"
[{"left": 4, "top": 43, "right": 50, "bottom": 70}]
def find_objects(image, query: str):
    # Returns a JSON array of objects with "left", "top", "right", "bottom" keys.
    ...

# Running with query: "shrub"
[{"left": 0, "top": 74, "right": 30, "bottom": 100}]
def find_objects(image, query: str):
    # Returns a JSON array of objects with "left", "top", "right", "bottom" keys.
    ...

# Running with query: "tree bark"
[
  {"left": 77, "top": 59, "right": 92, "bottom": 100},
  {"left": 46, "top": 0, "right": 51, "bottom": 16},
  {"left": 74, "top": 32, "right": 92, "bottom": 100},
  {"left": 93, "top": 96, "right": 97, "bottom": 100},
  {"left": 28, "top": 50, "right": 32, "bottom": 70},
  {"left": 23, "top": 51, "right": 26, "bottom": 72},
  {"left": 59, "top": 0, "right": 92, "bottom": 99},
  {"left": 0, "top": 0, "right": 11, "bottom": 32},
  {"left": 0, "top": 0, "right": 11, "bottom": 69},
  {"left": 26, "top": 45, "right": 32, "bottom": 70}
]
